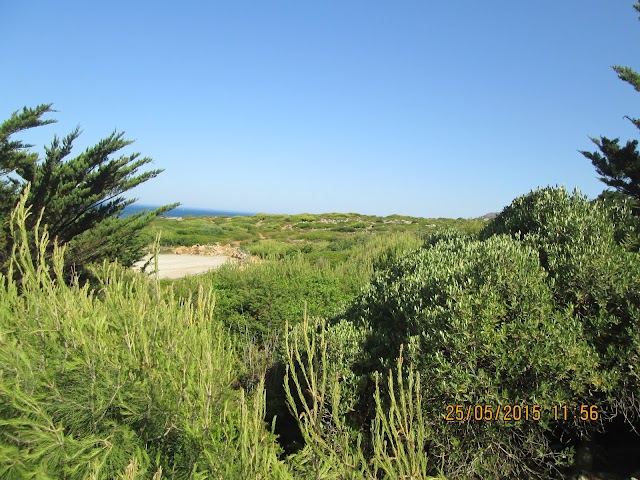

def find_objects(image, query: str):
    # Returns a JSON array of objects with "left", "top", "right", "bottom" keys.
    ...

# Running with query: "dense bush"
[
  {"left": 347, "top": 232, "right": 594, "bottom": 477},
  {"left": 246, "top": 239, "right": 301, "bottom": 259},
  {"left": 170, "top": 232, "right": 423, "bottom": 343},
  {"left": 480, "top": 187, "right": 640, "bottom": 407},
  {"left": 478, "top": 186, "right": 638, "bottom": 251},
  {"left": 0, "top": 198, "right": 288, "bottom": 479},
  {"left": 170, "top": 254, "right": 358, "bottom": 345},
  {"left": 341, "top": 187, "right": 640, "bottom": 478},
  {"left": 0, "top": 196, "right": 445, "bottom": 479}
]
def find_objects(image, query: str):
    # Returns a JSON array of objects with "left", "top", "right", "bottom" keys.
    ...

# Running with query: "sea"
[{"left": 121, "top": 204, "right": 255, "bottom": 218}]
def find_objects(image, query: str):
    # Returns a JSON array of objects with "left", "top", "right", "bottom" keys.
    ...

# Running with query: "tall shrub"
[
  {"left": 348, "top": 231, "right": 600, "bottom": 478},
  {"left": 480, "top": 187, "right": 640, "bottom": 405},
  {"left": 0, "top": 191, "right": 289, "bottom": 479},
  {"left": 341, "top": 188, "right": 640, "bottom": 477}
]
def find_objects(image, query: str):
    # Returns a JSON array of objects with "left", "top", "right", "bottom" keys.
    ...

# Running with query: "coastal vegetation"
[
  {"left": 140, "top": 211, "right": 485, "bottom": 257},
  {"left": 2, "top": 4, "right": 640, "bottom": 477},
  {"left": 0, "top": 105, "right": 176, "bottom": 281},
  {"left": 0, "top": 193, "right": 446, "bottom": 479},
  {"left": 2, "top": 184, "right": 640, "bottom": 478}
]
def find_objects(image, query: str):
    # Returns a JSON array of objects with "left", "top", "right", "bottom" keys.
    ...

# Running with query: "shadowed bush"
[{"left": 284, "top": 316, "right": 442, "bottom": 480}]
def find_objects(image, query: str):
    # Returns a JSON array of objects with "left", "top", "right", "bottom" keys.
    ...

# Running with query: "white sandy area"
[{"left": 133, "top": 254, "right": 234, "bottom": 279}]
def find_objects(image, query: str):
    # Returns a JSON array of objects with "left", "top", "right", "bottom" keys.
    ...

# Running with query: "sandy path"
[{"left": 133, "top": 254, "right": 233, "bottom": 279}]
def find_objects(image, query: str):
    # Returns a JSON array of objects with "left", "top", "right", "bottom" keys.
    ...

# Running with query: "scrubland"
[{"left": 2, "top": 188, "right": 640, "bottom": 479}]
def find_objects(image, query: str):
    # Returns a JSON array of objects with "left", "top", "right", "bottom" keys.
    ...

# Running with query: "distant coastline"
[{"left": 121, "top": 204, "right": 255, "bottom": 218}]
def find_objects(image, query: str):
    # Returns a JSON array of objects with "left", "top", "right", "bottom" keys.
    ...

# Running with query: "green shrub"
[
  {"left": 334, "top": 226, "right": 357, "bottom": 233},
  {"left": 0, "top": 196, "right": 290, "bottom": 479},
  {"left": 339, "top": 187, "right": 640, "bottom": 478},
  {"left": 169, "top": 231, "right": 424, "bottom": 344},
  {"left": 480, "top": 187, "right": 640, "bottom": 407},
  {"left": 479, "top": 186, "right": 636, "bottom": 248},
  {"left": 247, "top": 239, "right": 300, "bottom": 259},
  {"left": 172, "top": 253, "right": 359, "bottom": 342},
  {"left": 347, "top": 232, "right": 598, "bottom": 478}
]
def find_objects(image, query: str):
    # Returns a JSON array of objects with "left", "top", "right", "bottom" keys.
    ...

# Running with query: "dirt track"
[{"left": 132, "top": 254, "right": 233, "bottom": 279}]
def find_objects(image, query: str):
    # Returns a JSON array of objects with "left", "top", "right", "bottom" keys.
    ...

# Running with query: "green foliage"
[
  {"left": 166, "top": 231, "right": 425, "bottom": 455},
  {"left": 348, "top": 232, "right": 588, "bottom": 477},
  {"left": 169, "top": 231, "right": 424, "bottom": 344},
  {"left": 143, "top": 211, "right": 484, "bottom": 252},
  {"left": 284, "top": 316, "right": 442, "bottom": 479},
  {"left": 171, "top": 254, "right": 356, "bottom": 342},
  {"left": 0, "top": 193, "right": 496, "bottom": 479},
  {"left": 479, "top": 186, "right": 639, "bottom": 250},
  {"left": 481, "top": 186, "right": 640, "bottom": 409},
  {"left": 0, "top": 194, "right": 290, "bottom": 479},
  {"left": 580, "top": 2, "right": 640, "bottom": 211},
  {"left": 340, "top": 187, "right": 640, "bottom": 478},
  {"left": 0, "top": 105, "right": 176, "bottom": 279},
  {"left": 246, "top": 239, "right": 300, "bottom": 259}
]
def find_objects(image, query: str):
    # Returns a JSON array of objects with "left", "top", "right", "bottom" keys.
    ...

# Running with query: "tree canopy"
[
  {"left": 0, "top": 104, "right": 177, "bottom": 279},
  {"left": 581, "top": 2, "right": 640, "bottom": 212}
]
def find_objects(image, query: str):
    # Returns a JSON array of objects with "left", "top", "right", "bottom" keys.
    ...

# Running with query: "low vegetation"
[
  {"left": 3, "top": 185, "right": 640, "bottom": 478},
  {"left": 2, "top": 9, "right": 640, "bottom": 471},
  {"left": 0, "top": 193, "right": 445, "bottom": 479},
  {"left": 141, "top": 211, "right": 485, "bottom": 257}
]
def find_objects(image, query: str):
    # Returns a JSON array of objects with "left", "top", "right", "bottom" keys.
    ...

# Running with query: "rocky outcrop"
[{"left": 171, "top": 243, "right": 250, "bottom": 261}]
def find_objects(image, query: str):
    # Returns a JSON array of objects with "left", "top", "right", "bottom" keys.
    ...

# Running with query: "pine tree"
[
  {"left": 0, "top": 104, "right": 177, "bottom": 278},
  {"left": 580, "top": 3, "right": 640, "bottom": 212}
]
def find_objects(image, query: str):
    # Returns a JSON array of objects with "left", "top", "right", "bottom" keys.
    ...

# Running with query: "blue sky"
[{"left": 3, "top": 1, "right": 639, "bottom": 217}]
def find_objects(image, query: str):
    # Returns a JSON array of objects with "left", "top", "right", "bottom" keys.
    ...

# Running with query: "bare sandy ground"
[{"left": 132, "top": 254, "right": 234, "bottom": 279}]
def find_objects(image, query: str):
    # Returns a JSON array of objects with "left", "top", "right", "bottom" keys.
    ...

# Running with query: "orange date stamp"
[{"left": 444, "top": 404, "right": 600, "bottom": 422}]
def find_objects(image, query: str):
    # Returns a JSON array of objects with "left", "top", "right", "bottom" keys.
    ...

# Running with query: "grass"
[
  {"left": 0, "top": 193, "right": 447, "bottom": 479},
  {"left": 141, "top": 212, "right": 487, "bottom": 254},
  {"left": 167, "top": 230, "right": 426, "bottom": 343}
]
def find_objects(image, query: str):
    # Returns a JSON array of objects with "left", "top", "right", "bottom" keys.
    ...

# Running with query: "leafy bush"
[
  {"left": 347, "top": 232, "right": 596, "bottom": 477},
  {"left": 170, "top": 231, "right": 424, "bottom": 344},
  {"left": 341, "top": 188, "right": 640, "bottom": 478},
  {"left": 480, "top": 187, "right": 640, "bottom": 406},
  {"left": 247, "top": 239, "right": 301, "bottom": 259},
  {"left": 479, "top": 186, "right": 637, "bottom": 249},
  {"left": 334, "top": 226, "right": 357, "bottom": 233},
  {"left": 171, "top": 253, "right": 359, "bottom": 342}
]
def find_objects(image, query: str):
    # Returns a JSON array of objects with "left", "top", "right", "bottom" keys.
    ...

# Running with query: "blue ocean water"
[{"left": 122, "top": 204, "right": 255, "bottom": 218}]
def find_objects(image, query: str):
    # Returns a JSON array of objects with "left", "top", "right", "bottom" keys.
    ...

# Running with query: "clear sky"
[{"left": 3, "top": 1, "right": 639, "bottom": 218}]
